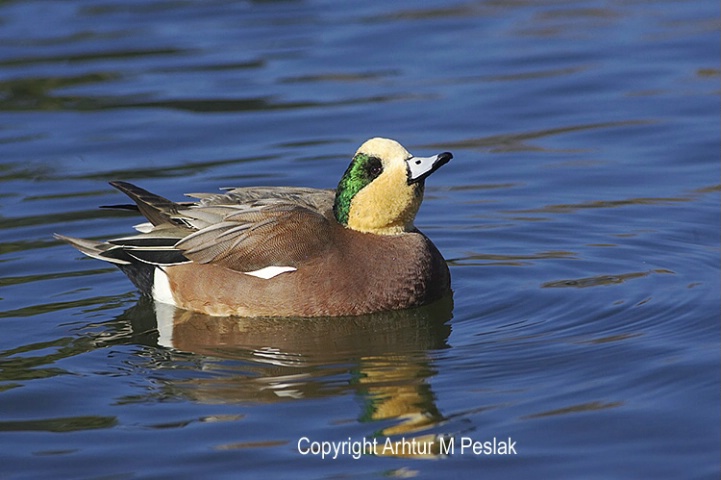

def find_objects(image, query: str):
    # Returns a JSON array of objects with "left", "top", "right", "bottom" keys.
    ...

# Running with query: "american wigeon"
[{"left": 56, "top": 138, "right": 452, "bottom": 317}]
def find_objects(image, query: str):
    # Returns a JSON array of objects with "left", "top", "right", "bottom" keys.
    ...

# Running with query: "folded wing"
[{"left": 59, "top": 181, "right": 336, "bottom": 273}]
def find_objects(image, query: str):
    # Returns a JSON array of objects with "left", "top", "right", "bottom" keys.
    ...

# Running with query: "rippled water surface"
[{"left": 1, "top": 1, "right": 719, "bottom": 478}]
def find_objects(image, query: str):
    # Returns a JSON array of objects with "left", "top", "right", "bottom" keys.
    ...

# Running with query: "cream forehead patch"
[{"left": 356, "top": 138, "right": 411, "bottom": 162}]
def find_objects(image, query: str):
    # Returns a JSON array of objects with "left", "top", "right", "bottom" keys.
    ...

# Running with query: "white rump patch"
[
  {"left": 133, "top": 222, "right": 154, "bottom": 233},
  {"left": 243, "top": 265, "right": 297, "bottom": 279},
  {"left": 152, "top": 267, "right": 176, "bottom": 306}
]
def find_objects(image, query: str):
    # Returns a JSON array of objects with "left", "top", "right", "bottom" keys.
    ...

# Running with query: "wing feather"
[
  {"left": 176, "top": 203, "right": 332, "bottom": 272},
  {"left": 63, "top": 183, "right": 337, "bottom": 274}
]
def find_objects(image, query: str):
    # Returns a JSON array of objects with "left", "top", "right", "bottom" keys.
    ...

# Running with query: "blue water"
[{"left": 1, "top": 1, "right": 719, "bottom": 478}]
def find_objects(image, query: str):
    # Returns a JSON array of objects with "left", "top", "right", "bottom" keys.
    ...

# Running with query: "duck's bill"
[{"left": 406, "top": 152, "right": 453, "bottom": 184}]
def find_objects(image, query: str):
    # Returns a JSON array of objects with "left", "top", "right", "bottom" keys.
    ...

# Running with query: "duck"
[{"left": 56, "top": 138, "right": 452, "bottom": 317}]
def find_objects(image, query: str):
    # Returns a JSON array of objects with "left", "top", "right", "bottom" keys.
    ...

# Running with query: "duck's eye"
[{"left": 365, "top": 157, "right": 383, "bottom": 179}]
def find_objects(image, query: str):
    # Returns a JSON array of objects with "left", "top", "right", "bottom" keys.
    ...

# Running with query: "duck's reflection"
[{"left": 121, "top": 295, "right": 453, "bottom": 458}]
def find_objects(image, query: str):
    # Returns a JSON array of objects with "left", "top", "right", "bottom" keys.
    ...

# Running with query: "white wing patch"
[
  {"left": 133, "top": 222, "right": 154, "bottom": 233},
  {"left": 243, "top": 266, "right": 297, "bottom": 279}
]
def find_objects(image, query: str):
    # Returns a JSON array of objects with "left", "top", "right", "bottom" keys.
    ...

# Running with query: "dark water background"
[{"left": 1, "top": 1, "right": 719, "bottom": 478}]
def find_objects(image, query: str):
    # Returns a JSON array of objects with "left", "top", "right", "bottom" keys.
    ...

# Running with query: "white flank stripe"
[
  {"left": 244, "top": 265, "right": 297, "bottom": 279},
  {"left": 152, "top": 267, "right": 176, "bottom": 306}
]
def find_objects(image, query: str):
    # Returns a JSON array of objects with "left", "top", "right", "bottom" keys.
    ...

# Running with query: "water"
[{"left": 1, "top": 1, "right": 719, "bottom": 478}]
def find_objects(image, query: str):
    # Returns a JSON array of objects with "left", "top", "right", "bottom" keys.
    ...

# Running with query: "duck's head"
[{"left": 333, "top": 138, "right": 452, "bottom": 235}]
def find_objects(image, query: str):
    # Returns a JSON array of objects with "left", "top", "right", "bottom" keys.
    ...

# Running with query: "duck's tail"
[
  {"left": 54, "top": 233, "right": 157, "bottom": 294},
  {"left": 54, "top": 181, "right": 195, "bottom": 295}
]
